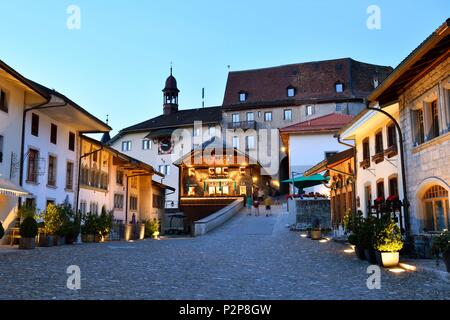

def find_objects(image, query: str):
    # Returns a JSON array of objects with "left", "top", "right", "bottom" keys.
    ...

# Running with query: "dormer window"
[
  {"left": 335, "top": 82, "right": 344, "bottom": 93},
  {"left": 287, "top": 86, "right": 296, "bottom": 97},
  {"left": 239, "top": 92, "right": 247, "bottom": 102}
]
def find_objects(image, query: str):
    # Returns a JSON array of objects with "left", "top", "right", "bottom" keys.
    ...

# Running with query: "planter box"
[
  {"left": 375, "top": 251, "right": 399, "bottom": 268},
  {"left": 38, "top": 235, "right": 54, "bottom": 247},
  {"left": 82, "top": 234, "right": 95, "bottom": 243},
  {"left": 19, "top": 237, "right": 36, "bottom": 250},
  {"left": 311, "top": 230, "right": 321, "bottom": 240}
]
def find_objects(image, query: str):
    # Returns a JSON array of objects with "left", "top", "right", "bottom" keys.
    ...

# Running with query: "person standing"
[
  {"left": 264, "top": 196, "right": 272, "bottom": 217},
  {"left": 246, "top": 195, "right": 253, "bottom": 216},
  {"left": 253, "top": 197, "right": 260, "bottom": 216}
]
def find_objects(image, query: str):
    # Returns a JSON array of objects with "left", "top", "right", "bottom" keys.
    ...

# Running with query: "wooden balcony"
[
  {"left": 227, "top": 120, "right": 257, "bottom": 130},
  {"left": 384, "top": 144, "right": 398, "bottom": 158},
  {"left": 359, "top": 158, "right": 370, "bottom": 169},
  {"left": 372, "top": 152, "right": 384, "bottom": 164}
]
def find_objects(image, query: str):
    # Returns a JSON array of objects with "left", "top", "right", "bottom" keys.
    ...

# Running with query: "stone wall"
[
  {"left": 294, "top": 199, "right": 331, "bottom": 229},
  {"left": 399, "top": 57, "right": 450, "bottom": 235}
]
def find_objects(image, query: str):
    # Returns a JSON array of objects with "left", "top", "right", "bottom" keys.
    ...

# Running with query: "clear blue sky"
[{"left": 0, "top": 0, "right": 448, "bottom": 135}]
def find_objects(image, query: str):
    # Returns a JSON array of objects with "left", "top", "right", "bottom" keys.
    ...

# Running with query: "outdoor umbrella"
[{"left": 282, "top": 174, "right": 329, "bottom": 190}]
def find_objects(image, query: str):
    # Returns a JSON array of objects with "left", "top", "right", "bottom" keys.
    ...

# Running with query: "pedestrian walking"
[
  {"left": 274, "top": 189, "right": 281, "bottom": 205},
  {"left": 264, "top": 196, "right": 272, "bottom": 217},
  {"left": 257, "top": 189, "right": 264, "bottom": 202},
  {"left": 253, "top": 197, "right": 260, "bottom": 216},
  {"left": 246, "top": 195, "right": 253, "bottom": 216}
]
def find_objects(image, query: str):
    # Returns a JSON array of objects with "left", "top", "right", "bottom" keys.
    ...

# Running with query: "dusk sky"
[{"left": 0, "top": 0, "right": 448, "bottom": 135}]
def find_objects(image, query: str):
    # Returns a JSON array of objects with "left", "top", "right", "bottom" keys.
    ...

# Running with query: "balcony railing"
[{"left": 227, "top": 120, "right": 257, "bottom": 130}]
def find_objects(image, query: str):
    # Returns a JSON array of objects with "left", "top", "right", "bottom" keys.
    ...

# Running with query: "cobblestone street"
[{"left": 1, "top": 205, "right": 449, "bottom": 300}]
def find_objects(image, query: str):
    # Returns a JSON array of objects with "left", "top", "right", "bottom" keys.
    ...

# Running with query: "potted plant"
[
  {"left": 19, "top": 216, "right": 38, "bottom": 249},
  {"left": 81, "top": 213, "right": 98, "bottom": 243},
  {"left": 0, "top": 221, "right": 4, "bottom": 240},
  {"left": 145, "top": 218, "right": 160, "bottom": 239},
  {"left": 41, "top": 204, "right": 65, "bottom": 246},
  {"left": 374, "top": 216, "right": 403, "bottom": 267},
  {"left": 358, "top": 216, "right": 377, "bottom": 264},
  {"left": 310, "top": 218, "right": 321, "bottom": 240},
  {"left": 431, "top": 230, "right": 450, "bottom": 273},
  {"left": 345, "top": 211, "right": 365, "bottom": 260},
  {"left": 97, "top": 207, "right": 113, "bottom": 242}
]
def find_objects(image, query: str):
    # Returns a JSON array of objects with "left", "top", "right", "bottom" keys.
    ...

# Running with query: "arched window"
[{"left": 423, "top": 185, "right": 449, "bottom": 231}]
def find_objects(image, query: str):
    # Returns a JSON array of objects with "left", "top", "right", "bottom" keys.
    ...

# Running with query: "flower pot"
[
  {"left": 38, "top": 235, "right": 54, "bottom": 247},
  {"left": 311, "top": 230, "right": 321, "bottom": 240},
  {"left": 65, "top": 235, "right": 75, "bottom": 245},
  {"left": 54, "top": 236, "right": 65, "bottom": 246},
  {"left": 152, "top": 231, "right": 160, "bottom": 239},
  {"left": 19, "top": 237, "right": 36, "bottom": 250},
  {"left": 139, "top": 224, "right": 146, "bottom": 240},
  {"left": 82, "top": 234, "right": 95, "bottom": 243},
  {"left": 364, "top": 248, "right": 377, "bottom": 264},
  {"left": 355, "top": 245, "right": 366, "bottom": 260},
  {"left": 124, "top": 224, "right": 133, "bottom": 241},
  {"left": 444, "top": 252, "right": 450, "bottom": 273},
  {"left": 375, "top": 251, "right": 399, "bottom": 268}
]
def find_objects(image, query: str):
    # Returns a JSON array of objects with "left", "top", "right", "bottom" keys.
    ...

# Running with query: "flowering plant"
[{"left": 386, "top": 195, "right": 399, "bottom": 202}]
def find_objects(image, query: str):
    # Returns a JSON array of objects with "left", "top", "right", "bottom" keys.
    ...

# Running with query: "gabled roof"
[
  {"left": 222, "top": 58, "right": 393, "bottom": 109},
  {"left": 28, "top": 80, "right": 111, "bottom": 132},
  {"left": 112, "top": 106, "right": 222, "bottom": 141},
  {"left": 81, "top": 135, "right": 164, "bottom": 178},
  {"left": 304, "top": 148, "right": 355, "bottom": 177},
  {"left": 369, "top": 18, "right": 450, "bottom": 105},
  {"left": 279, "top": 113, "right": 354, "bottom": 134}
]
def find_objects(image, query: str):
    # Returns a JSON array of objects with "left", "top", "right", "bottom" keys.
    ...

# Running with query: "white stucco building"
[
  {"left": 109, "top": 71, "right": 222, "bottom": 209},
  {"left": 280, "top": 113, "right": 355, "bottom": 195},
  {"left": 340, "top": 103, "right": 404, "bottom": 223}
]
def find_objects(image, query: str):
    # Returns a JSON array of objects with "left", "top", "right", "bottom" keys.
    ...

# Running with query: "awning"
[
  {"left": 0, "top": 178, "right": 29, "bottom": 197},
  {"left": 282, "top": 174, "right": 329, "bottom": 189}
]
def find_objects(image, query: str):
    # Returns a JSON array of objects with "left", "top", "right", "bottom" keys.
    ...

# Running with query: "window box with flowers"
[
  {"left": 384, "top": 144, "right": 398, "bottom": 158},
  {"left": 371, "top": 152, "right": 384, "bottom": 164},
  {"left": 359, "top": 158, "right": 370, "bottom": 169}
]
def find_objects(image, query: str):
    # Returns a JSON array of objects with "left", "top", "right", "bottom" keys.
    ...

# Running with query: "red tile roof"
[
  {"left": 222, "top": 58, "right": 392, "bottom": 108},
  {"left": 279, "top": 113, "right": 354, "bottom": 134}
]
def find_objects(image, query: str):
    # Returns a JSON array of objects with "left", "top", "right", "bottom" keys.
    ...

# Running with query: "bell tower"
[{"left": 162, "top": 66, "right": 180, "bottom": 115}]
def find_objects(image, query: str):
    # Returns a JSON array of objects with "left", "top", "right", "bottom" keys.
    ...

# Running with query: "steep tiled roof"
[
  {"left": 279, "top": 113, "right": 354, "bottom": 134},
  {"left": 118, "top": 106, "right": 222, "bottom": 133},
  {"left": 222, "top": 58, "right": 393, "bottom": 108}
]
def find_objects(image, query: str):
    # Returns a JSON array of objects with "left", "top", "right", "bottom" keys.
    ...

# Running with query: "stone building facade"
[{"left": 399, "top": 57, "right": 450, "bottom": 234}]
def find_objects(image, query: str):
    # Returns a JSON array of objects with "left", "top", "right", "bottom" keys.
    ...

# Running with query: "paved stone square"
[{"left": 0, "top": 205, "right": 449, "bottom": 300}]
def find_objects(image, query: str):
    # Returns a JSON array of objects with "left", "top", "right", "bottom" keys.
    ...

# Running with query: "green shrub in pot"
[
  {"left": 19, "top": 216, "right": 38, "bottom": 249},
  {"left": 431, "top": 230, "right": 450, "bottom": 273},
  {"left": 0, "top": 221, "right": 4, "bottom": 240},
  {"left": 374, "top": 216, "right": 403, "bottom": 267}
]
